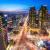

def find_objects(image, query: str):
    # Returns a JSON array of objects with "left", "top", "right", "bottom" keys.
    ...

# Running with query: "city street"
[{"left": 6, "top": 15, "right": 50, "bottom": 50}]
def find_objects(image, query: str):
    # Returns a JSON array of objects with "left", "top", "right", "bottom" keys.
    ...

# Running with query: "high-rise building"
[
  {"left": 0, "top": 13, "right": 3, "bottom": 28},
  {"left": 39, "top": 5, "right": 48, "bottom": 28},
  {"left": 29, "top": 7, "right": 36, "bottom": 28},
  {"left": 0, "top": 13, "right": 8, "bottom": 50},
  {"left": 0, "top": 13, "right": 7, "bottom": 27}
]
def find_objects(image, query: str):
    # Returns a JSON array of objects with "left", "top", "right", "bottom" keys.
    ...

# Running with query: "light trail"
[
  {"left": 16, "top": 15, "right": 29, "bottom": 50},
  {"left": 6, "top": 15, "right": 42, "bottom": 50},
  {"left": 6, "top": 15, "right": 29, "bottom": 50}
]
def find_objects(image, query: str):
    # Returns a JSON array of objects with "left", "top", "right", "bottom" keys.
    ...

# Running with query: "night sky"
[{"left": 0, "top": 0, "right": 50, "bottom": 11}]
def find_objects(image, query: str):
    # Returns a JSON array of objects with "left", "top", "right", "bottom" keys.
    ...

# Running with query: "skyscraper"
[
  {"left": 39, "top": 5, "right": 48, "bottom": 28},
  {"left": 0, "top": 13, "right": 8, "bottom": 50},
  {"left": 29, "top": 7, "right": 36, "bottom": 28}
]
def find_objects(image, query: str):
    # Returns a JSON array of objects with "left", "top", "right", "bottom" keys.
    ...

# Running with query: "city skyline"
[{"left": 0, "top": 0, "right": 50, "bottom": 11}]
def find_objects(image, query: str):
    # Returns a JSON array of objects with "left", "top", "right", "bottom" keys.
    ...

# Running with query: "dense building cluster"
[
  {"left": 29, "top": 5, "right": 50, "bottom": 28},
  {"left": 0, "top": 5, "right": 50, "bottom": 50},
  {"left": 0, "top": 12, "right": 27, "bottom": 50}
]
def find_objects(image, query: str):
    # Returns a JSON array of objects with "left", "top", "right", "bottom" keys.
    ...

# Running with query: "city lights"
[{"left": 0, "top": 0, "right": 50, "bottom": 50}]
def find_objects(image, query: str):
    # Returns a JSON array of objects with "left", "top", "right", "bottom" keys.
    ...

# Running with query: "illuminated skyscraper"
[
  {"left": 29, "top": 7, "right": 36, "bottom": 28},
  {"left": 0, "top": 13, "right": 8, "bottom": 50},
  {"left": 39, "top": 5, "right": 48, "bottom": 28}
]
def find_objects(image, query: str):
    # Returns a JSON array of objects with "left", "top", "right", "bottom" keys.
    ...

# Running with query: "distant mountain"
[{"left": 0, "top": 10, "right": 29, "bottom": 14}]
